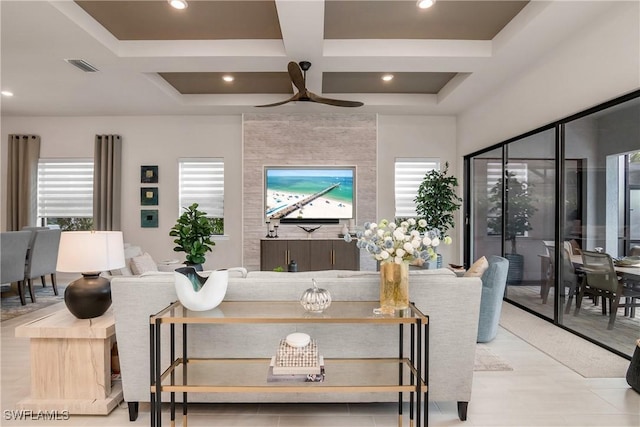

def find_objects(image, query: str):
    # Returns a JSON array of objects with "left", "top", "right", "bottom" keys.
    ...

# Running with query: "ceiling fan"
[{"left": 256, "top": 61, "right": 364, "bottom": 108}]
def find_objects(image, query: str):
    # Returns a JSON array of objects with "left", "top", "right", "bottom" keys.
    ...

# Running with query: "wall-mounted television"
[{"left": 265, "top": 166, "right": 356, "bottom": 224}]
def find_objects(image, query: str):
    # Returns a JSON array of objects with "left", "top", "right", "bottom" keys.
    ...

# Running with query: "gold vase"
[{"left": 379, "top": 261, "right": 409, "bottom": 311}]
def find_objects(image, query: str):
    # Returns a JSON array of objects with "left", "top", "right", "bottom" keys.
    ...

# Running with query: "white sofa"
[{"left": 111, "top": 269, "right": 482, "bottom": 422}]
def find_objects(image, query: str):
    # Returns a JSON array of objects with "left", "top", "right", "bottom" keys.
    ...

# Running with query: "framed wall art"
[
  {"left": 140, "top": 187, "right": 158, "bottom": 205},
  {"left": 141, "top": 165, "right": 158, "bottom": 183},
  {"left": 141, "top": 209, "right": 159, "bottom": 228}
]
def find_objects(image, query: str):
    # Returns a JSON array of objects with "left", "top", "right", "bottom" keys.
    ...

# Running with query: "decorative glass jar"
[{"left": 300, "top": 279, "right": 332, "bottom": 313}]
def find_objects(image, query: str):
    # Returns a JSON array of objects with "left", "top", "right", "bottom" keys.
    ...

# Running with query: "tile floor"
[{"left": 1, "top": 301, "right": 638, "bottom": 427}]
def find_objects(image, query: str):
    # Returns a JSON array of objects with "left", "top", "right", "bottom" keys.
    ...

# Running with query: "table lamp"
[{"left": 56, "top": 231, "right": 125, "bottom": 319}]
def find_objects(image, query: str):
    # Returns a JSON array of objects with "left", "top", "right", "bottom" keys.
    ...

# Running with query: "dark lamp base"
[{"left": 64, "top": 273, "right": 112, "bottom": 319}]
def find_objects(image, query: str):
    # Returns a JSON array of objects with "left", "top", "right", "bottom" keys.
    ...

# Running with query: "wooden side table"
[{"left": 15, "top": 308, "right": 123, "bottom": 415}]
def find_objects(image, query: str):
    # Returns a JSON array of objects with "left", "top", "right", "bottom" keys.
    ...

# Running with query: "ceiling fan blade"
[
  {"left": 287, "top": 61, "right": 306, "bottom": 93},
  {"left": 308, "top": 92, "right": 364, "bottom": 107},
  {"left": 255, "top": 93, "right": 301, "bottom": 108}
]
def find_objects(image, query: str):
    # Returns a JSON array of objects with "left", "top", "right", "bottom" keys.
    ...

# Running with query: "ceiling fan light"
[
  {"left": 417, "top": 0, "right": 435, "bottom": 9},
  {"left": 169, "top": 0, "right": 188, "bottom": 10},
  {"left": 382, "top": 74, "right": 394, "bottom": 82},
  {"left": 222, "top": 75, "right": 234, "bottom": 83}
]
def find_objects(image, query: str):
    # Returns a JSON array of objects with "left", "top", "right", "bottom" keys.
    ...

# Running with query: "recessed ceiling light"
[
  {"left": 382, "top": 74, "right": 394, "bottom": 82},
  {"left": 1, "top": 90, "right": 14, "bottom": 97},
  {"left": 169, "top": 0, "right": 188, "bottom": 10},
  {"left": 222, "top": 75, "right": 234, "bottom": 83},
  {"left": 416, "top": 0, "right": 435, "bottom": 9}
]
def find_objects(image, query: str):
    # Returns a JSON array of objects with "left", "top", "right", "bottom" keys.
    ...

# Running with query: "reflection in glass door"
[
  {"left": 502, "top": 130, "right": 557, "bottom": 321},
  {"left": 470, "top": 147, "right": 503, "bottom": 263},
  {"left": 627, "top": 152, "right": 640, "bottom": 252}
]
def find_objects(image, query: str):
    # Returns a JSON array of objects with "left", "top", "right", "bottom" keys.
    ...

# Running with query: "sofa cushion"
[
  {"left": 110, "top": 244, "right": 144, "bottom": 275},
  {"left": 337, "top": 268, "right": 455, "bottom": 278},
  {"left": 124, "top": 244, "right": 143, "bottom": 260},
  {"left": 130, "top": 252, "right": 159, "bottom": 275},
  {"left": 246, "top": 270, "right": 342, "bottom": 279},
  {"left": 464, "top": 256, "right": 489, "bottom": 277}
]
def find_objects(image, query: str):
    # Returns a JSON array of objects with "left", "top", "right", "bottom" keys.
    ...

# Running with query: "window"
[
  {"left": 178, "top": 158, "right": 224, "bottom": 234},
  {"left": 394, "top": 158, "right": 440, "bottom": 218},
  {"left": 37, "top": 159, "right": 94, "bottom": 230}
]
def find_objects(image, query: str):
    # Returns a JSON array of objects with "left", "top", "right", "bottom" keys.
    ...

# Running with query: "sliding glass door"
[{"left": 464, "top": 91, "right": 640, "bottom": 358}]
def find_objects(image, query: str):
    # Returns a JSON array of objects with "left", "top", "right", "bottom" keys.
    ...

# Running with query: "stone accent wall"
[{"left": 243, "top": 113, "right": 377, "bottom": 270}]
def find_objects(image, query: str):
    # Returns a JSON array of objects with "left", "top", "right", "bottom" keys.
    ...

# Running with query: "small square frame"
[
  {"left": 141, "top": 165, "right": 158, "bottom": 183},
  {"left": 140, "top": 187, "right": 158, "bottom": 206},
  {"left": 141, "top": 209, "right": 159, "bottom": 228}
]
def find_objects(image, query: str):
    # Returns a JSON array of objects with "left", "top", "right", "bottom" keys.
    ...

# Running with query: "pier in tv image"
[{"left": 265, "top": 167, "right": 355, "bottom": 223}]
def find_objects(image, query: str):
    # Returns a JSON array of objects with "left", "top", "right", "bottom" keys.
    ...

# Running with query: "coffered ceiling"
[{"left": 0, "top": 1, "right": 622, "bottom": 116}]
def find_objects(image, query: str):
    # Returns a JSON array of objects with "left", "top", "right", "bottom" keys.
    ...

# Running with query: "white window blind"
[
  {"left": 394, "top": 158, "right": 440, "bottom": 218},
  {"left": 37, "top": 159, "right": 94, "bottom": 219},
  {"left": 179, "top": 159, "right": 224, "bottom": 218},
  {"left": 486, "top": 162, "right": 528, "bottom": 191}
]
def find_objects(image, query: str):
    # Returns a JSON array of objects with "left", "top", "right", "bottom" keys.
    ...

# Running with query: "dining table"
[{"left": 569, "top": 253, "right": 640, "bottom": 280}]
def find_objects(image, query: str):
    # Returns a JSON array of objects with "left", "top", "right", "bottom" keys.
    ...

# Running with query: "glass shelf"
[
  {"left": 155, "top": 358, "right": 426, "bottom": 393},
  {"left": 151, "top": 301, "right": 428, "bottom": 325}
]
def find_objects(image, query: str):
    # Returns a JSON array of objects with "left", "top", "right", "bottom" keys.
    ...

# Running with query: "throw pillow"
[
  {"left": 464, "top": 256, "right": 489, "bottom": 277},
  {"left": 123, "top": 244, "right": 143, "bottom": 260},
  {"left": 130, "top": 252, "right": 158, "bottom": 275}
]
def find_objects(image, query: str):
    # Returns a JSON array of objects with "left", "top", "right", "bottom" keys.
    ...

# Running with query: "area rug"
[
  {"left": 1, "top": 283, "right": 67, "bottom": 322},
  {"left": 499, "top": 303, "right": 629, "bottom": 378},
  {"left": 474, "top": 344, "right": 513, "bottom": 371}
]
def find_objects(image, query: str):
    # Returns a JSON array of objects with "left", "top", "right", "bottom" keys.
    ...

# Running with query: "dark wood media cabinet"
[{"left": 260, "top": 239, "right": 359, "bottom": 271}]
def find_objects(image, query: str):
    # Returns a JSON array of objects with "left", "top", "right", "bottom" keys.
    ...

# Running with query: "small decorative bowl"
[{"left": 300, "top": 279, "right": 332, "bottom": 313}]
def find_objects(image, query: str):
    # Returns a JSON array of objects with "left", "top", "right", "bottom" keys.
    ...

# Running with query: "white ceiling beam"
[{"left": 275, "top": 0, "right": 325, "bottom": 93}]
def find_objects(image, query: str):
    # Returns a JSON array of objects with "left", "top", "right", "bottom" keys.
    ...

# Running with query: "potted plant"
[
  {"left": 414, "top": 162, "right": 462, "bottom": 267},
  {"left": 169, "top": 203, "right": 215, "bottom": 269},
  {"left": 487, "top": 172, "right": 537, "bottom": 284}
]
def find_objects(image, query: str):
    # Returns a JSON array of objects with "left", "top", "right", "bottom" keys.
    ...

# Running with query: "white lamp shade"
[{"left": 57, "top": 231, "right": 125, "bottom": 273}]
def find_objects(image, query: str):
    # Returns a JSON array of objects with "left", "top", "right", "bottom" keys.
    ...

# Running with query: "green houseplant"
[
  {"left": 414, "top": 162, "right": 462, "bottom": 237},
  {"left": 414, "top": 162, "right": 462, "bottom": 268},
  {"left": 170, "top": 203, "right": 215, "bottom": 267},
  {"left": 487, "top": 172, "right": 537, "bottom": 283}
]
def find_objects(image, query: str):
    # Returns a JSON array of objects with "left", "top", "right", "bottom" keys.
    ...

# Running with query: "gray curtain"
[
  {"left": 93, "top": 134, "right": 122, "bottom": 231},
  {"left": 7, "top": 135, "right": 40, "bottom": 231}
]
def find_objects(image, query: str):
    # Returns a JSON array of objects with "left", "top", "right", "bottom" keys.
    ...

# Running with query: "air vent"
[{"left": 65, "top": 59, "right": 99, "bottom": 73}]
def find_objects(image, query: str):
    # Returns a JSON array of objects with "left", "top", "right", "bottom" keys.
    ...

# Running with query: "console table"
[
  {"left": 150, "top": 301, "right": 429, "bottom": 427},
  {"left": 15, "top": 308, "right": 122, "bottom": 415}
]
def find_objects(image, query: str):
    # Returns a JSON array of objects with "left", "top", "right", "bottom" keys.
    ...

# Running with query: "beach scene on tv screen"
[{"left": 265, "top": 168, "right": 354, "bottom": 220}]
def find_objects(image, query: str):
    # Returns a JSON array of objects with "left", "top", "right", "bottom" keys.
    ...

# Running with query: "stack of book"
[{"left": 267, "top": 339, "right": 325, "bottom": 382}]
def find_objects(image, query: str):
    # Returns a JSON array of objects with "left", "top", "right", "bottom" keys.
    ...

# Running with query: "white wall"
[
  {"left": 377, "top": 115, "right": 460, "bottom": 263},
  {"left": 2, "top": 113, "right": 461, "bottom": 268},
  {"left": 1, "top": 115, "right": 243, "bottom": 270},
  {"left": 458, "top": 1, "right": 640, "bottom": 156}
]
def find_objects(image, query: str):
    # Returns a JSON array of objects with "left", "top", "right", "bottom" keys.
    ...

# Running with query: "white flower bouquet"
[{"left": 345, "top": 218, "right": 452, "bottom": 264}]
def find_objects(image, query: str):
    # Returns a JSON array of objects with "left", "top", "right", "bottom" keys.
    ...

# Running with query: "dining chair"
[
  {"left": 24, "top": 228, "right": 62, "bottom": 299},
  {"left": 541, "top": 241, "right": 579, "bottom": 306},
  {"left": 22, "top": 226, "right": 49, "bottom": 287},
  {"left": 540, "top": 241, "right": 554, "bottom": 302},
  {"left": 1, "top": 231, "right": 33, "bottom": 305},
  {"left": 575, "top": 251, "right": 640, "bottom": 329}
]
